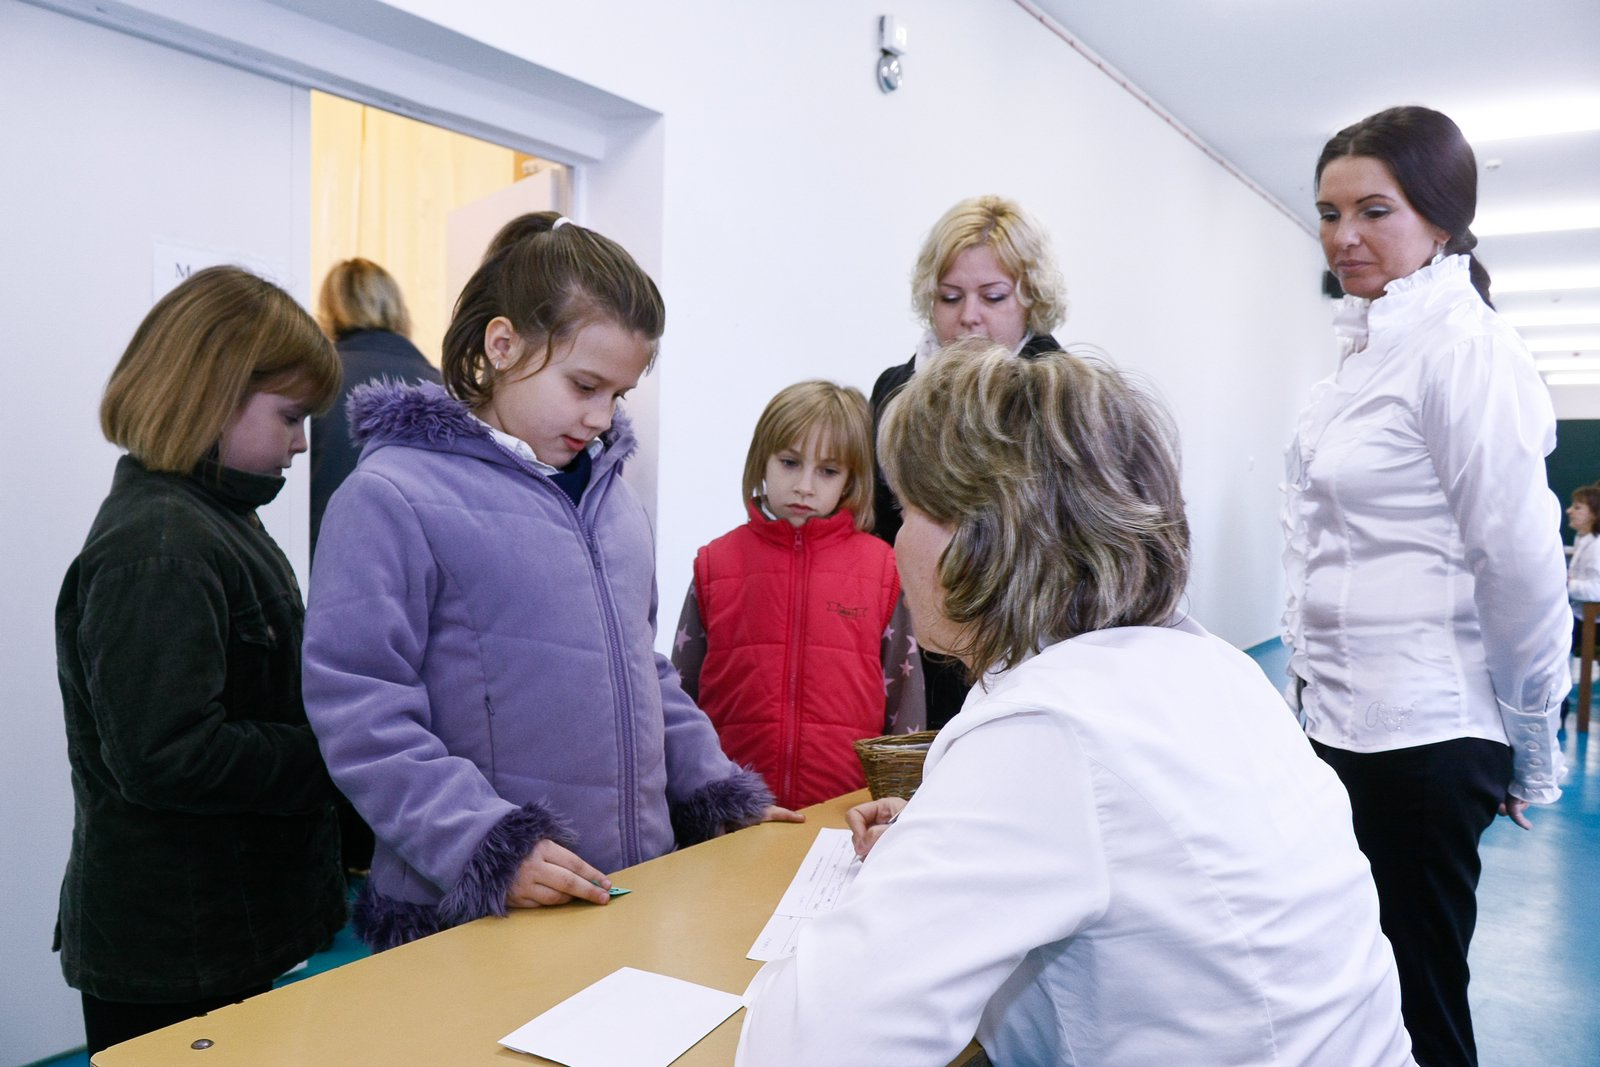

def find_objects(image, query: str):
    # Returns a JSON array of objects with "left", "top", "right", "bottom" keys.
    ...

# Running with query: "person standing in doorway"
[
  {"left": 310, "top": 257, "right": 441, "bottom": 560},
  {"left": 309, "top": 257, "right": 441, "bottom": 875}
]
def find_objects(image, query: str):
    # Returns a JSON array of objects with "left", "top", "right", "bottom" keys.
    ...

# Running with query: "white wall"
[
  {"left": 366, "top": 0, "right": 1332, "bottom": 645},
  {"left": 0, "top": 4, "right": 314, "bottom": 1059},
  {"left": 1552, "top": 385, "right": 1600, "bottom": 419},
  {"left": 2, "top": 0, "right": 1330, "bottom": 1059}
]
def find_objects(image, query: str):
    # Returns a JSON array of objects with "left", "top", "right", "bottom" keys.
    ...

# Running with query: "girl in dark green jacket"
[{"left": 54, "top": 266, "right": 346, "bottom": 1055}]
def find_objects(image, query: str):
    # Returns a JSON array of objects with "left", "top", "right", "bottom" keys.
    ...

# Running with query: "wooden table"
[{"left": 96, "top": 790, "right": 987, "bottom": 1066}]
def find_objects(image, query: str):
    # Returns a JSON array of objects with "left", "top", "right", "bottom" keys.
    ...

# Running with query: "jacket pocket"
[
  {"left": 225, "top": 592, "right": 302, "bottom": 723},
  {"left": 234, "top": 604, "right": 279, "bottom": 649}
]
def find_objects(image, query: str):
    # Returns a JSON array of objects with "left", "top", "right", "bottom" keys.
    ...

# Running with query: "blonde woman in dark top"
[{"left": 869, "top": 195, "right": 1066, "bottom": 729}]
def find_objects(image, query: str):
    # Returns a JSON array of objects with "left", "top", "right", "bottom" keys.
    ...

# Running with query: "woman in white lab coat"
[{"left": 736, "top": 340, "right": 1415, "bottom": 1066}]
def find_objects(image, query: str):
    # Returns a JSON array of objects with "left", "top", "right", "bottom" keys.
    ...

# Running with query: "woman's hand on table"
[
  {"left": 846, "top": 796, "right": 907, "bottom": 859},
  {"left": 506, "top": 839, "right": 612, "bottom": 908}
]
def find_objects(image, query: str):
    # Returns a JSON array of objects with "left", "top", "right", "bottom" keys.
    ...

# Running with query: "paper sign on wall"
[{"left": 152, "top": 240, "right": 288, "bottom": 302}]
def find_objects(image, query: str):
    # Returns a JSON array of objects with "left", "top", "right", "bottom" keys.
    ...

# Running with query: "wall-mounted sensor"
[
  {"left": 879, "top": 15, "right": 908, "bottom": 55},
  {"left": 877, "top": 15, "right": 908, "bottom": 93},
  {"left": 877, "top": 52, "right": 903, "bottom": 93}
]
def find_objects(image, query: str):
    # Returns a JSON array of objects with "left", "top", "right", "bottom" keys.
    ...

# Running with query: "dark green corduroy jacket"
[{"left": 54, "top": 455, "right": 344, "bottom": 1002}]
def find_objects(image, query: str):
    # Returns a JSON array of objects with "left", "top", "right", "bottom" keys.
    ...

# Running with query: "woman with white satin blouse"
[{"left": 1284, "top": 105, "right": 1568, "bottom": 1067}]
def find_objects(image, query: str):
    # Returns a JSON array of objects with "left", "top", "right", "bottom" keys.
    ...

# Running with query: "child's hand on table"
[
  {"left": 761, "top": 805, "right": 806, "bottom": 824},
  {"left": 506, "top": 839, "right": 612, "bottom": 907},
  {"left": 717, "top": 804, "right": 805, "bottom": 837}
]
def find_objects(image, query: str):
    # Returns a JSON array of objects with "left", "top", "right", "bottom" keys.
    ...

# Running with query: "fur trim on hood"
[{"left": 344, "top": 380, "right": 637, "bottom": 464}]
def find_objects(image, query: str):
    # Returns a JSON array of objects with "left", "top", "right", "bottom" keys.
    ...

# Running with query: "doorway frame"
[{"left": 25, "top": 0, "right": 668, "bottom": 517}]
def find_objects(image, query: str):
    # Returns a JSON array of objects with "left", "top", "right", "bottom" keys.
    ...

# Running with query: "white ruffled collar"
[{"left": 1330, "top": 255, "right": 1471, "bottom": 362}]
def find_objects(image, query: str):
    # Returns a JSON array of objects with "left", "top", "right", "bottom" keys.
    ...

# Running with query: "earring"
[{"left": 1429, "top": 241, "right": 1446, "bottom": 267}]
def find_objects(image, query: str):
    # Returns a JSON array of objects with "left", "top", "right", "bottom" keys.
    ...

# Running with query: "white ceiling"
[{"left": 1026, "top": 0, "right": 1600, "bottom": 395}]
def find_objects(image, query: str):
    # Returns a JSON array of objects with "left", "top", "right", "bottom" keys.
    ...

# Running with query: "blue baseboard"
[{"left": 1242, "top": 636, "right": 1290, "bottom": 682}]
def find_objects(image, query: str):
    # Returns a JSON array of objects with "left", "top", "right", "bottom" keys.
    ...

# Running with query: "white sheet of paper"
[
  {"left": 498, "top": 967, "right": 744, "bottom": 1067},
  {"left": 746, "top": 913, "right": 805, "bottom": 962},
  {"left": 747, "top": 828, "right": 862, "bottom": 961}
]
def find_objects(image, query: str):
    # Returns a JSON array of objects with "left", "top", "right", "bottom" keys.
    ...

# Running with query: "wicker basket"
[{"left": 853, "top": 730, "right": 938, "bottom": 800}]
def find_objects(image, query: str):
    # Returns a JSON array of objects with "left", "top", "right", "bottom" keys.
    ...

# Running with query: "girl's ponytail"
[{"left": 442, "top": 212, "right": 664, "bottom": 408}]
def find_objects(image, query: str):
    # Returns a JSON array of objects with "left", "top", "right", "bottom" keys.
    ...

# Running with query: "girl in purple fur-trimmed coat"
[{"left": 303, "top": 213, "right": 795, "bottom": 952}]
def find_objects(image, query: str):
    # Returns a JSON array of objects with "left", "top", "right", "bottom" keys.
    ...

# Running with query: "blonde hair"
[
  {"left": 317, "top": 258, "right": 413, "bottom": 338},
  {"left": 910, "top": 195, "right": 1067, "bottom": 337},
  {"left": 101, "top": 266, "right": 340, "bottom": 473},
  {"left": 442, "top": 212, "right": 664, "bottom": 409},
  {"left": 742, "top": 381, "right": 875, "bottom": 532},
  {"left": 879, "top": 339, "right": 1189, "bottom": 679}
]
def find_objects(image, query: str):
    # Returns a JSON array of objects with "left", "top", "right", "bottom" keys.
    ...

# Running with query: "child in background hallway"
[
  {"left": 1565, "top": 483, "right": 1600, "bottom": 607},
  {"left": 1563, "top": 483, "right": 1600, "bottom": 733},
  {"left": 55, "top": 267, "right": 346, "bottom": 1056},
  {"left": 673, "top": 381, "right": 924, "bottom": 810},
  {"left": 303, "top": 212, "right": 794, "bottom": 952}
]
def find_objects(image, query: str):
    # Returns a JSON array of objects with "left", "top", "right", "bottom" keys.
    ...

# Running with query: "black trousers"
[
  {"left": 1312, "top": 737, "right": 1511, "bottom": 1067},
  {"left": 81, "top": 983, "right": 270, "bottom": 1056}
]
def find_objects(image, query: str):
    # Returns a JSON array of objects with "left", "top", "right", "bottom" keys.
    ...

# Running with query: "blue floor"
[
  {"left": 29, "top": 647, "right": 1600, "bottom": 1065},
  {"left": 1244, "top": 638, "right": 1600, "bottom": 1066},
  {"left": 1473, "top": 726, "right": 1599, "bottom": 1066}
]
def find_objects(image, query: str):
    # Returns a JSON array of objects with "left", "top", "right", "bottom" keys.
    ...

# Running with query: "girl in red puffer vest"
[{"left": 673, "top": 381, "right": 925, "bottom": 809}]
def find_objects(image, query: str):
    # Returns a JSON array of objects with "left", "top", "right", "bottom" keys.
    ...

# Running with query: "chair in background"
[{"left": 1579, "top": 601, "right": 1598, "bottom": 734}]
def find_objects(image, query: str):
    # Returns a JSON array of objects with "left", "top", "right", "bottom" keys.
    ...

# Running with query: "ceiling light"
[
  {"left": 1494, "top": 269, "right": 1600, "bottom": 294},
  {"left": 1455, "top": 99, "right": 1600, "bottom": 143},
  {"left": 1542, "top": 372, "right": 1600, "bottom": 387},
  {"left": 1503, "top": 308, "right": 1600, "bottom": 328},
  {"left": 1474, "top": 204, "right": 1600, "bottom": 236},
  {"left": 1525, "top": 335, "right": 1600, "bottom": 353},
  {"left": 1536, "top": 356, "right": 1600, "bottom": 372}
]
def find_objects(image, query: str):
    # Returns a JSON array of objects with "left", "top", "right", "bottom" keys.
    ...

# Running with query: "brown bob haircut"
[
  {"left": 442, "top": 212, "right": 664, "bottom": 408},
  {"left": 1572, "top": 483, "right": 1600, "bottom": 519},
  {"left": 742, "top": 380, "right": 876, "bottom": 532},
  {"left": 100, "top": 266, "right": 340, "bottom": 473},
  {"left": 317, "top": 257, "right": 413, "bottom": 338},
  {"left": 879, "top": 339, "right": 1190, "bottom": 681}
]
